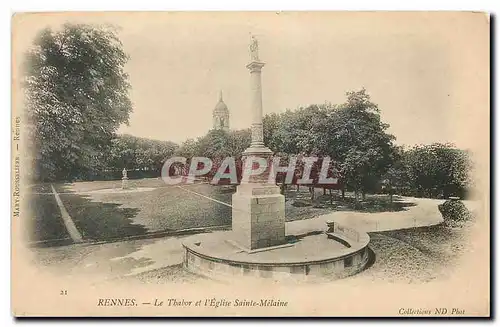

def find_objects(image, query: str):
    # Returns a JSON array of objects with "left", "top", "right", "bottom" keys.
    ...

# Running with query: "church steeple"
[{"left": 213, "top": 90, "right": 230, "bottom": 132}]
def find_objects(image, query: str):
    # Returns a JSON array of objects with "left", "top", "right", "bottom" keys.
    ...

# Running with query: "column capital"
[{"left": 246, "top": 61, "right": 266, "bottom": 72}]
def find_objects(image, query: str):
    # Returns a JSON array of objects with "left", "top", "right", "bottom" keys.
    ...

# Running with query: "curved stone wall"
[
  {"left": 182, "top": 223, "right": 371, "bottom": 282},
  {"left": 184, "top": 245, "right": 370, "bottom": 282}
]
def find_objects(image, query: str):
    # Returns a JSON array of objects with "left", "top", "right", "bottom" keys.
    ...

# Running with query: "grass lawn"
[
  {"left": 25, "top": 193, "right": 72, "bottom": 246},
  {"left": 349, "top": 223, "right": 470, "bottom": 283},
  {"left": 27, "top": 178, "right": 419, "bottom": 245},
  {"left": 59, "top": 183, "right": 233, "bottom": 242},
  {"left": 28, "top": 179, "right": 235, "bottom": 244}
]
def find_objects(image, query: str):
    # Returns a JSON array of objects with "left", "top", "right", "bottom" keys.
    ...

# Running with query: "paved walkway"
[
  {"left": 50, "top": 184, "right": 83, "bottom": 243},
  {"left": 31, "top": 197, "right": 477, "bottom": 283},
  {"left": 288, "top": 197, "right": 444, "bottom": 235}
]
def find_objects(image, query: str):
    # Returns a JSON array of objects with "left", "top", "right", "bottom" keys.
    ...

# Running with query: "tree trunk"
[
  {"left": 341, "top": 187, "right": 345, "bottom": 201},
  {"left": 362, "top": 192, "right": 366, "bottom": 201},
  {"left": 280, "top": 182, "right": 285, "bottom": 195},
  {"left": 323, "top": 188, "right": 326, "bottom": 195}
]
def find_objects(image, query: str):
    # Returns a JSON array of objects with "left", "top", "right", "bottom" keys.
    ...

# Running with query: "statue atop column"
[{"left": 249, "top": 35, "right": 260, "bottom": 61}]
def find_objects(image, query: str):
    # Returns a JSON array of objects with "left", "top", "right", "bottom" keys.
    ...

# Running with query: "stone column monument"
[{"left": 231, "top": 35, "right": 286, "bottom": 251}]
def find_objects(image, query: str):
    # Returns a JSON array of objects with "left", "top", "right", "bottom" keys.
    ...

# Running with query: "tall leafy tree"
[
  {"left": 403, "top": 143, "right": 471, "bottom": 198},
  {"left": 269, "top": 105, "right": 331, "bottom": 156},
  {"left": 23, "top": 23, "right": 132, "bottom": 181},
  {"left": 196, "top": 129, "right": 233, "bottom": 159},
  {"left": 174, "top": 138, "right": 199, "bottom": 159},
  {"left": 380, "top": 145, "right": 408, "bottom": 202},
  {"left": 333, "top": 89, "right": 396, "bottom": 200}
]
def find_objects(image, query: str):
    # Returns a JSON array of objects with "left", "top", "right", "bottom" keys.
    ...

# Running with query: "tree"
[
  {"left": 381, "top": 146, "right": 407, "bottom": 203},
  {"left": 261, "top": 92, "right": 395, "bottom": 201},
  {"left": 108, "top": 134, "right": 137, "bottom": 170},
  {"left": 403, "top": 143, "right": 471, "bottom": 198},
  {"left": 23, "top": 23, "right": 132, "bottom": 181},
  {"left": 228, "top": 129, "right": 251, "bottom": 157},
  {"left": 268, "top": 105, "right": 331, "bottom": 156},
  {"left": 262, "top": 105, "right": 330, "bottom": 196},
  {"left": 107, "top": 134, "right": 178, "bottom": 174},
  {"left": 323, "top": 89, "right": 396, "bottom": 201},
  {"left": 175, "top": 138, "right": 199, "bottom": 159},
  {"left": 196, "top": 129, "right": 233, "bottom": 159},
  {"left": 263, "top": 113, "right": 281, "bottom": 153}
]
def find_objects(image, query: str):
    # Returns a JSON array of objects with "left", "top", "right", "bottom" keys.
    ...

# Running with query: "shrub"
[{"left": 438, "top": 199, "right": 472, "bottom": 227}]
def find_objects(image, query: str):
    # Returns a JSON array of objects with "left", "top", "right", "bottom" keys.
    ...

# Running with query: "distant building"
[{"left": 213, "top": 90, "right": 230, "bottom": 131}]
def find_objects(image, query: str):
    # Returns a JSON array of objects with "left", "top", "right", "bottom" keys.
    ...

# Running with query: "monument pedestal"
[
  {"left": 122, "top": 177, "right": 129, "bottom": 190},
  {"left": 232, "top": 183, "right": 286, "bottom": 250},
  {"left": 231, "top": 144, "right": 286, "bottom": 251}
]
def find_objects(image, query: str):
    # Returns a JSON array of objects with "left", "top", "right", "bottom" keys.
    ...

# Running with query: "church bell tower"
[{"left": 213, "top": 90, "right": 230, "bottom": 132}]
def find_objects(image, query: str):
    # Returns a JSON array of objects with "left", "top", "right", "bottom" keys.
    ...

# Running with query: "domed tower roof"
[
  {"left": 213, "top": 90, "right": 229, "bottom": 113},
  {"left": 212, "top": 90, "right": 230, "bottom": 131}
]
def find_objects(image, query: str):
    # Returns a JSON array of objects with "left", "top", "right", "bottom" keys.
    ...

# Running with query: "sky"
[{"left": 13, "top": 12, "right": 489, "bottom": 150}]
